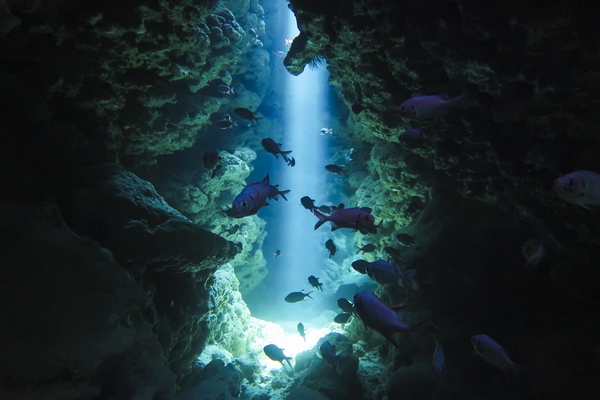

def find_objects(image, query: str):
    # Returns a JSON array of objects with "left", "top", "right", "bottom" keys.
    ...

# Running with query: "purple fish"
[
  {"left": 224, "top": 174, "right": 272, "bottom": 218},
  {"left": 471, "top": 334, "right": 520, "bottom": 381},
  {"left": 396, "top": 92, "right": 466, "bottom": 120},
  {"left": 319, "top": 341, "right": 342, "bottom": 375},
  {"left": 364, "top": 260, "right": 419, "bottom": 290},
  {"left": 398, "top": 128, "right": 437, "bottom": 150},
  {"left": 553, "top": 170, "right": 600, "bottom": 208},
  {"left": 353, "top": 292, "right": 419, "bottom": 348},
  {"left": 313, "top": 204, "right": 375, "bottom": 234}
]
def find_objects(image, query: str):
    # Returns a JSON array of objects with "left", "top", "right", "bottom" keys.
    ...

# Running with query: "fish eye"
[
  {"left": 242, "top": 201, "right": 247, "bottom": 207},
  {"left": 567, "top": 178, "right": 574, "bottom": 188}
]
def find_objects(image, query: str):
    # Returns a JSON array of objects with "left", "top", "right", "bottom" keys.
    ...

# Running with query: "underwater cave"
[{"left": 1, "top": 0, "right": 600, "bottom": 399}]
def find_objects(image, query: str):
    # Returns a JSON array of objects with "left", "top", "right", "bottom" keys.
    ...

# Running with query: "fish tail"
[
  {"left": 280, "top": 190, "right": 291, "bottom": 201},
  {"left": 281, "top": 150, "right": 292, "bottom": 163},
  {"left": 449, "top": 91, "right": 468, "bottom": 105},
  {"left": 306, "top": 291, "right": 314, "bottom": 299},
  {"left": 313, "top": 210, "right": 328, "bottom": 230}
]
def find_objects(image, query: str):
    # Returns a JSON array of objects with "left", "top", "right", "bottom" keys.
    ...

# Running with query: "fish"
[
  {"left": 218, "top": 84, "right": 234, "bottom": 95},
  {"left": 337, "top": 298, "right": 354, "bottom": 314},
  {"left": 333, "top": 313, "right": 352, "bottom": 324},
  {"left": 301, "top": 196, "right": 317, "bottom": 211},
  {"left": 319, "top": 341, "right": 342, "bottom": 374},
  {"left": 285, "top": 38, "right": 293, "bottom": 46},
  {"left": 268, "top": 184, "right": 291, "bottom": 201},
  {"left": 320, "top": 128, "right": 333, "bottom": 135},
  {"left": 313, "top": 204, "right": 376, "bottom": 234},
  {"left": 521, "top": 239, "right": 544, "bottom": 270},
  {"left": 272, "top": 50, "right": 286, "bottom": 57},
  {"left": 404, "top": 198, "right": 422, "bottom": 218},
  {"left": 317, "top": 205, "right": 332, "bottom": 214},
  {"left": 432, "top": 338, "right": 445, "bottom": 373},
  {"left": 553, "top": 170, "right": 600, "bottom": 208},
  {"left": 325, "top": 239, "right": 337, "bottom": 259},
  {"left": 221, "top": 224, "right": 239, "bottom": 235},
  {"left": 364, "top": 260, "right": 419, "bottom": 290},
  {"left": 234, "top": 107, "right": 262, "bottom": 124},
  {"left": 263, "top": 344, "right": 293, "bottom": 369},
  {"left": 297, "top": 322, "right": 306, "bottom": 342},
  {"left": 471, "top": 334, "right": 520, "bottom": 381},
  {"left": 384, "top": 246, "right": 402, "bottom": 259},
  {"left": 274, "top": 249, "right": 281, "bottom": 257},
  {"left": 351, "top": 260, "right": 369, "bottom": 274},
  {"left": 284, "top": 290, "right": 313, "bottom": 303},
  {"left": 224, "top": 174, "right": 272, "bottom": 218},
  {"left": 215, "top": 114, "right": 236, "bottom": 129},
  {"left": 356, "top": 243, "right": 376, "bottom": 254},
  {"left": 353, "top": 292, "right": 420, "bottom": 348},
  {"left": 308, "top": 275, "right": 323, "bottom": 292},
  {"left": 325, "top": 164, "right": 345, "bottom": 175},
  {"left": 398, "top": 128, "right": 436, "bottom": 150},
  {"left": 396, "top": 92, "right": 467, "bottom": 120},
  {"left": 203, "top": 149, "right": 220, "bottom": 170},
  {"left": 261, "top": 138, "right": 295, "bottom": 166},
  {"left": 396, "top": 233, "right": 415, "bottom": 247}
]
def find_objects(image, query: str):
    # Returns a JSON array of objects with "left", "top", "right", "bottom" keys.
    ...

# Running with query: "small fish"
[
  {"left": 325, "top": 239, "right": 337, "bottom": 259},
  {"left": 396, "top": 233, "right": 415, "bottom": 247},
  {"left": 432, "top": 339, "right": 445, "bottom": 373},
  {"left": 234, "top": 107, "right": 262, "bottom": 124},
  {"left": 261, "top": 138, "right": 295, "bottom": 166},
  {"left": 314, "top": 204, "right": 376, "bottom": 234},
  {"left": 337, "top": 298, "right": 354, "bottom": 314},
  {"left": 319, "top": 341, "right": 342, "bottom": 374},
  {"left": 221, "top": 224, "right": 240, "bottom": 235},
  {"left": 224, "top": 174, "right": 272, "bottom": 218},
  {"left": 203, "top": 149, "right": 220, "bottom": 170},
  {"left": 521, "top": 239, "right": 544, "bottom": 270},
  {"left": 274, "top": 249, "right": 281, "bottom": 257},
  {"left": 285, "top": 38, "right": 293, "bottom": 46},
  {"left": 308, "top": 275, "right": 323, "bottom": 292},
  {"left": 471, "top": 334, "right": 520, "bottom": 380},
  {"left": 284, "top": 290, "right": 313, "bottom": 303},
  {"left": 356, "top": 243, "right": 376, "bottom": 254},
  {"left": 325, "top": 164, "right": 345, "bottom": 175},
  {"left": 398, "top": 128, "right": 436, "bottom": 150},
  {"left": 353, "top": 292, "right": 419, "bottom": 348},
  {"left": 383, "top": 246, "right": 402, "bottom": 259},
  {"left": 218, "top": 84, "right": 234, "bottom": 95},
  {"left": 297, "top": 322, "right": 306, "bottom": 342},
  {"left": 404, "top": 198, "right": 422, "bottom": 218},
  {"left": 333, "top": 313, "right": 352, "bottom": 324},
  {"left": 396, "top": 92, "right": 467, "bottom": 120},
  {"left": 215, "top": 114, "right": 236, "bottom": 129},
  {"left": 263, "top": 344, "right": 293, "bottom": 369},
  {"left": 351, "top": 260, "right": 369, "bottom": 274},
  {"left": 301, "top": 196, "right": 317, "bottom": 211},
  {"left": 273, "top": 50, "right": 286, "bottom": 57},
  {"left": 317, "top": 205, "right": 332, "bottom": 214},
  {"left": 320, "top": 128, "right": 333, "bottom": 135},
  {"left": 553, "top": 170, "right": 600, "bottom": 208}
]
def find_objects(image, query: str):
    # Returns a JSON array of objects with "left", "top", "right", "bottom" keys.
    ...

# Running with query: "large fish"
[
  {"left": 353, "top": 292, "right": 421, "bottom": 348},
  {"left": 261, "top": 138, "right": 295, "bottom": 166},
  {"left": 313, "top": 204, "right": 376, "bottom": 234},
  {"left": 471, "top": 334, "right": 520, "bottom": 381},
  {"left": 319, "top": 341, "right": 342, "bottom": 375},
  {"left": 224, "top": 174, "right": 271, "bottom": 218},
  {"left": 553, "top": 170, "right": 600, "bottom": 208},
  {"left": 284, "top": 290, "right": 313, "bottom": 303},
  {"left": 359, "top": 260, "right": 420, "bottom": 291},
  {"left": 396, "top": 92, "right": 466, "bottom": 120},
  {"left": 398, "top": 128, "right": 436, "bottom": 150}
]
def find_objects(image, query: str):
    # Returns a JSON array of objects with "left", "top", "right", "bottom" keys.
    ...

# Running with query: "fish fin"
[
  {"left": 313, "top": 210, "right": 328, "bottom": 230},
  {"left": 331, "top": 225, "right": 340, "bottom": 231},
  {"left": 361, "top": 207, "right": 373, "bottom": 213},
  {"left": 306, "top": 291, "right": 314, "bottom": 299},
  {"left": 263, "top": 174, "right": 270, "bottom": 184}
]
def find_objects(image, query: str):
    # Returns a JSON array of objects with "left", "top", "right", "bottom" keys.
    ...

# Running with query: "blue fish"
[
  {"left": 224, "top": 174, "right": 272, "bottom": 218},
  {"left": 319, "top": 341, "right": 342, "bottom": 375},
  {"left": 353, "top": 259, "right": 419, "bottom": 290},
  {"left": 396, "top": 92, "right": 466, "bottom": 120},
  {"left": 432, "top": 339, "right": 445, "bottom": 373},
  {"left": 353, "top": 292, "right": 422, "bottom": 348}
]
